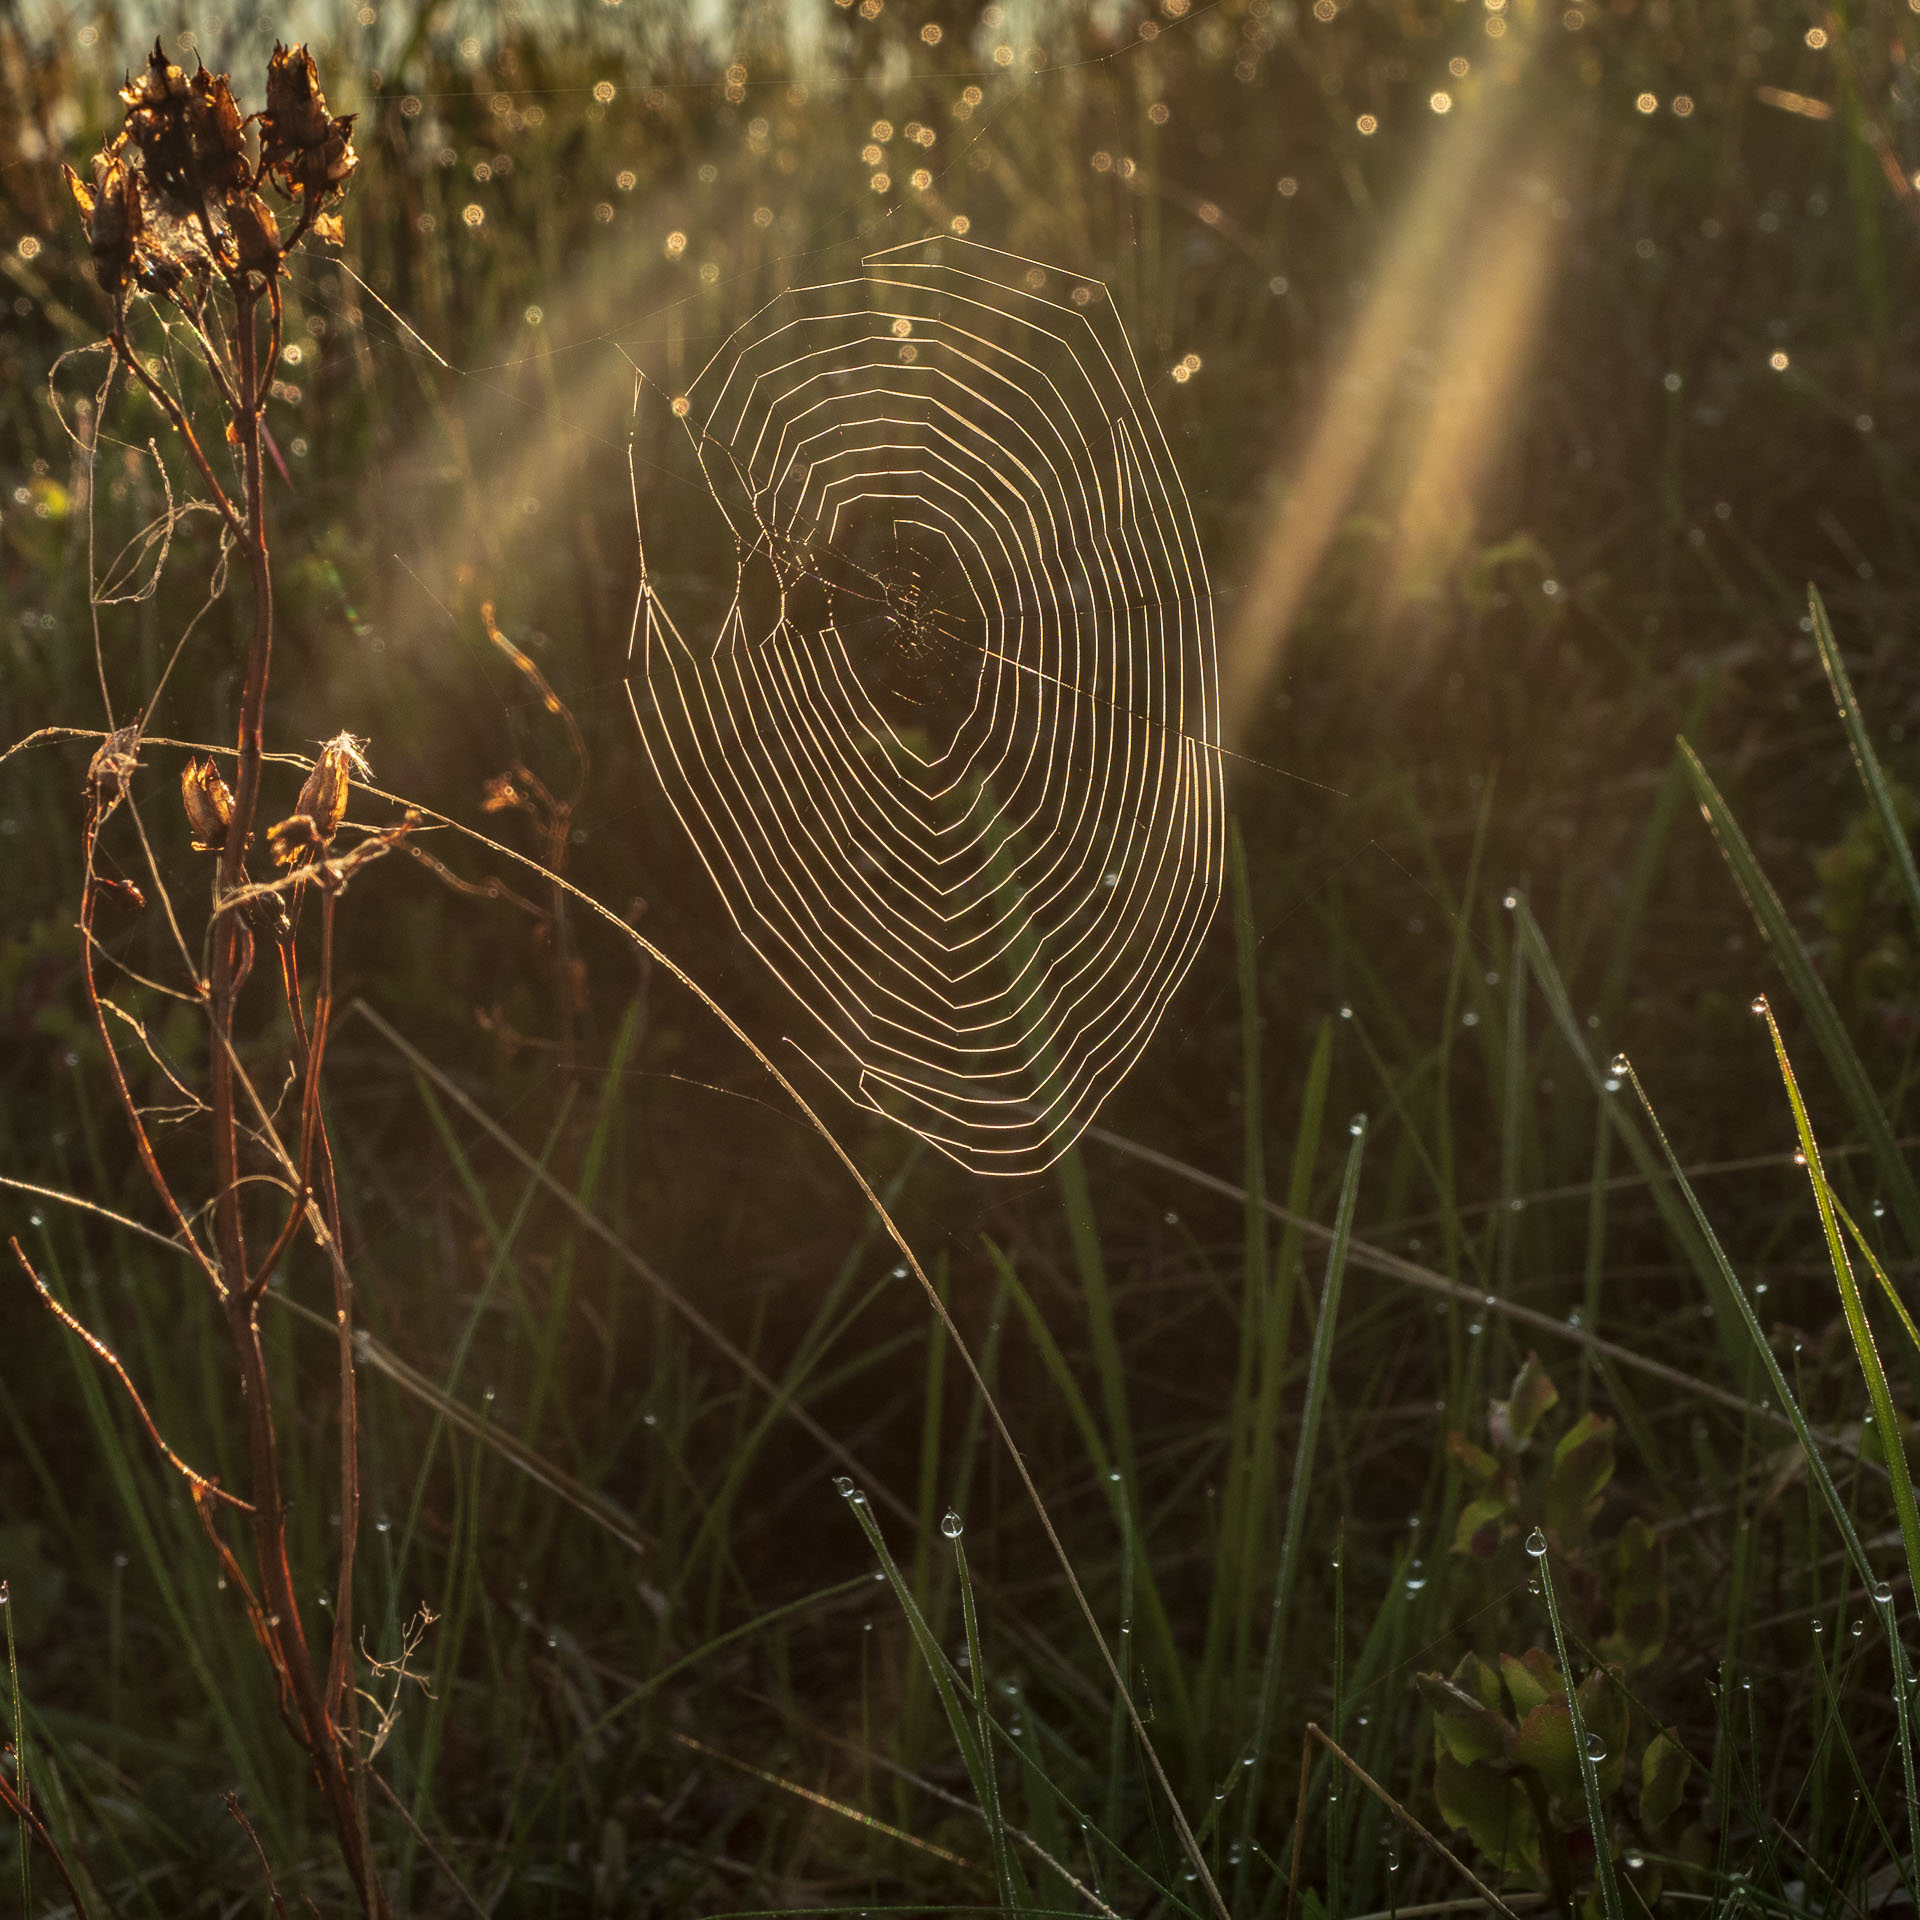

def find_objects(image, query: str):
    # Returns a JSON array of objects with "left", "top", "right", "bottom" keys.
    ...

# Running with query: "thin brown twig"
[
  {"left": 8, "top": 1236, "right": 252, "bottom": 1511},
  {"left": 225, "top": 1793, "right": 293, "bottom": 1920},
  {"left": 79, "top": 812, "right": 225, "bottom": 1299},
  {"left": 369, "top": 1773, "right": 490, "bottom": 1920},
  {"left": 108, "top": 328, "right": 242, "bottom": 537},
  {"left": 0, "top": 1771, "right": 93, "bottom": 1920},
  {"left": 1286, "top": 1722, "right": 1522, "bottom": 1920}
]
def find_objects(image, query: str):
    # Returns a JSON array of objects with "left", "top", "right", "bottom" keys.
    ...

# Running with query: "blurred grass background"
[{"left": 5, "top": 0, "right": 1920, "bottom": 1912}]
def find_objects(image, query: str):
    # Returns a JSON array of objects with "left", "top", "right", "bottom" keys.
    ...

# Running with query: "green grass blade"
[
  {"left": 842, "top": 1489, "right": 990, "bottom": 1808},
  {"left": 1830, "top": 1193, "right": 1920, "bottom": 1362},
  {"left": 953, "top": 1527, "right": 1027, "bottom": 1913},
  {"left": 1755, "top": 995, "right": 1920, "bottom": 1643},
  {"left": 1679, "top": 737, "right": 1920, "bottom": 1253},
  {"left": 1808, "top": 585, "right": 1920, "bottom": 940},
  {"left": 1233, "top": 1112, "right": 1366, "bottom": 1912},
  {"left": 1533, "top": 1535, "right": 1625, "bottom": 1920},
  {"left": 1614, "top": 1052, "right": 1920, "bottom": 1883}
]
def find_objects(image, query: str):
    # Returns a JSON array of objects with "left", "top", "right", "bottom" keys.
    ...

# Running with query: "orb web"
[{"left": 627, "top": 238, "right": 1224, "bottom": 1175}]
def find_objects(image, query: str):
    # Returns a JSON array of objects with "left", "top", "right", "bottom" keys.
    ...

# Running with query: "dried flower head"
[
  {"left": 259, "top": 42, "right": 358, "bottom": 206},
  {"left": 180, "top": 756, "right": 234, "bottom": 852},
  {"left": 120, "top": 47, "right": 250, "bottom": 205},
  {"left": 267, "top": 732, "right": 370, "bottom": 868},
  {"left": 67, "top": 38, "right": 355, "bottom": 314}
]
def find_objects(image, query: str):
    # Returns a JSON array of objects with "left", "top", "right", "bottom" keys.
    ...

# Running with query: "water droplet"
[
  {"left": 1585, "top": 1732, "right": 1606, "bottom": 1760},
  {"left": 1792, "top": 1151, "right": 1807, "bottom": 1167},
  {"left": 891, "top": 1264, "right": 908, "bottom": 1279},
  {"left": 1851, "top": 1618, "right": 1864, "bottom": 1638},
  {"left": 1502, "top": 889, "right": 1519, "bottom": 910},
  {"left": 850, "top": 1490, "right": 867, "bottom": 1506},
  {"left": 1872, "top": 1580, "right": 1894, "bottom": 1605},
  {"left": 374, "top": 1516, "right": 390, "bottom": 1534},
  {"left": 1626, "top": 1851, "right": 1646, "bottom": 1870},
  {"left": 1467, "top": 1320, "right": 1483, "bottom": 1336},
  {"left": 1812, "top": 1619, "right": 1824, "bottom": 1635},
  {"left": 28, "top": 1212, "right": 42, "bottom": 1228},
  {"left": 941, "top": 1510, "right": 964, "bottom": 1539},
  {"left": 1750, "top": 995, "right": 1768, "bottom": 1016},
  {"left": 1603, "top": 1074, "right": 1622, "bottom": 1093},
  {"left": 1525, "top": 1528, "right": 1548, "bottom": 1557},
  {"left": 834, "top": 1475, "right": 855, "bottom": 1496},
  {"left": 1109, "top": 1469, "right": 1123, "bottom": 1483},
  {"left": 1163, "top": 1210, "right": 1179, "bottom": 1226},
  {"left": 1349, "top": 1113, "right": 1366, "bottom": 1136},
  {"left": 1339, "top": 1003, "right": 1353, "bottom": 1020},
  {"left": 1404, "top": 1560, "right": 1428, "bottom": 1593},
  {"left": 1873, "top": 1198, "right": 1887, "bottom": 1218},
  {"left": 643, "top": 1412, "right": 657, "bottom": 1427}
]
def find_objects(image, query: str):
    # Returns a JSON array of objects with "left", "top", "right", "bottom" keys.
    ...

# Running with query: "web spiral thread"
[{"left": 628, "top": 239, "right": 1224, "bottom": 1176}]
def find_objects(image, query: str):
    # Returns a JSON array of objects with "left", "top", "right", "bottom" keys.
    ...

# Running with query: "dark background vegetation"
[{"left": 4, "top": 0, "right": 1920, "bottom": 1911}]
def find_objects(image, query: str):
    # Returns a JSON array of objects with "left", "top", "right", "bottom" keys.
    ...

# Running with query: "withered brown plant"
[{"left": 12, "top": 39, "right": 414, "bottom": 1916}]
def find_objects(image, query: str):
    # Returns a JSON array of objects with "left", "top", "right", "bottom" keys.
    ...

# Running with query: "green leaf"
[
  {"left": 1545, "top": 1412, "right": 1616, "bottom": 1539},
  {"left": 1452, "top": 1493, "right": 1512, "bottom": 1559},
  {"left": 1434, "top": 1750, "right": 1543, "bottom": 1876},
  {"left": 1413, "top": 1658, "right": 1512, "bottom": 1758},
  {"left": 1638, "top": 1728, "right": 1691, "bottom": 1831},
  {"left": 1491, "top": 1351, "right": 1560, "bottom": 1453},
  {"left": 1599, "top": 1516, "right": 1668, "bottom": 1670},
  {"left": 1447, "top": 1429, "right": 1510, "bottom": 1486},
  {"left": 1510, "top": 1698, "right": 1581, "bottom": 1802},
  {"left": 1501, "top": 1647, "right": 1559, "bottom": 1718},
  {"left": 1455, "top": 1649, "right": 1506, "bottom": 1709}
]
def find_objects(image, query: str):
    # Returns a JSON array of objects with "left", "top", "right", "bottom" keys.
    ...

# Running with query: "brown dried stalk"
[{"left": 44, "top": 38, "right": 393, "bottom": 1918}]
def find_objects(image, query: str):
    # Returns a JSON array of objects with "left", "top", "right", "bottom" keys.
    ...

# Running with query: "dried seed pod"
[
  {"left": 267, "top": 732, "right": 368, "bottom": 868},
  {"left": 86, "top": 724, "right": 142, "bottom": 820},
  {"left": 64, "top": 151, "right": 144, "bottom": 299},
  {"left": 180, "top": 756, "right": 234, "bottom": 852},
  {"left": 259, "top": 42, "right": 358, "bottom": 206},
  {"left": 229, "top": 191, "right": 281, "bottom": 275}
]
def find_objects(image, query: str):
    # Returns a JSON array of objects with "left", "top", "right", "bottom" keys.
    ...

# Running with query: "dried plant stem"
[
  {"left": 0, "top": 1772, "right": 93, "bottom": 1920},
  {"left": 195, "top": 289, "right": 384, "bottom": 1920}
]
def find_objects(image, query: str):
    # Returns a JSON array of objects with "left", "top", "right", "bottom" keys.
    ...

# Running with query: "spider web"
[{"left": 627, "top": 237, "right": 1224, "bottom": 1177}]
